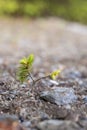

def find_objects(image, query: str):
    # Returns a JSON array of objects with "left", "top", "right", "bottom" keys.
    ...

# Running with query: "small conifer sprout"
[
  {"left": 50, "top": 70, "right": 61, "bottom": 80},
  {"left": 17, "top": 54, "right": 34, "bottom": 83},
  {"left": 17, "top": 54, "right": 61, "bottom": 84}
]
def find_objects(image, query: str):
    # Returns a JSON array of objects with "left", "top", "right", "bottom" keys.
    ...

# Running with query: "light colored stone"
[
  {"left": 37, "top": 120, "right": 80, "bottom": 130},
  {"left": 40, "top": 87, "right": 77, "bottom": 105}
]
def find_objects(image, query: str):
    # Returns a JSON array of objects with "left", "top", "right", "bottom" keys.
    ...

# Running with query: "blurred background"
[
  {"left": 0, "top": 0, "right": 87, "bottom": 24},
  {"left": 0, "top": 0, "right": 87, "bottom": 60}
]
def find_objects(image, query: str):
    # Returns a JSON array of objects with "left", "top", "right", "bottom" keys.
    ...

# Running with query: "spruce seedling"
[
  {"left": 50, "top": 70, "right": 61, "bottom": 80},
  {"left": 17, "top": 54, "right": 34, "bottom": 83},
  {"left": 17, "top": 54, "right": 61, "bottom": 84}
]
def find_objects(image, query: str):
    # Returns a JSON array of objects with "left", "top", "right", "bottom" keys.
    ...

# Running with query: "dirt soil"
[{"left": 0, "top": 18, "right": 87, "bottom": 130}]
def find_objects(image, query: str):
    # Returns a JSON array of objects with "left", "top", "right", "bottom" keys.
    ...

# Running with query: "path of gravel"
[{"left": 0, "top": 18, "right": 87, "bottom": 130}]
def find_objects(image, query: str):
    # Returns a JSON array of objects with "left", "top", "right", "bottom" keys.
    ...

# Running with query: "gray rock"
[
  {"left": 0, "top": 114, "right": 18, "bottom": 121},
  {"left": 40, "top": 87, "right": 77, "bottom": 105},
  {"left": 37, "top": 120, "right": 80, "bottom": 130}
]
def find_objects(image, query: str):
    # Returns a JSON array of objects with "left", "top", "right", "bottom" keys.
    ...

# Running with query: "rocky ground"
[{"left": 0, "top": 17, "right": 87, "bottom": 130}]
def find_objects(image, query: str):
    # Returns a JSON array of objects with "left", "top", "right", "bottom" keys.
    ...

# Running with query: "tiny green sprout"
[
  {"left": 50, "top": 70, "right": 61, "bottom": 80},
  {"left": 17, "top": 54, "right": 61, "bottom": 84},
  {"left": 20, "top": 57, "right": 28, "bottom": 64},
  {"left": 17, "top": 54, "right": 34, "bottom": 83}
]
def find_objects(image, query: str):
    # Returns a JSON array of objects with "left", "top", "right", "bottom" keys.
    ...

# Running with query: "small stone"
[
  {"left": 20, "top": 108, "right": 28, "bottom": 119},
  {"left": 37, "top": 120, "right": 80, "bottom": 130},
  {"left": 49, "top": 80, "right": 59, "bottom": 86},
  {"left": 22, "top": 121, "right": 31, "bottom": 127},
  {"left": 38, "top": 112, "right": 49, "bottom": 121},
  {"left": 40, "top": 87, "right": 77, "bottom": 105},
  {"left": 20, "top": 83, "right": 27, "bottom": 88},
  {"left": 82, "top": 96, "right": 87, "bottom": 103}
]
